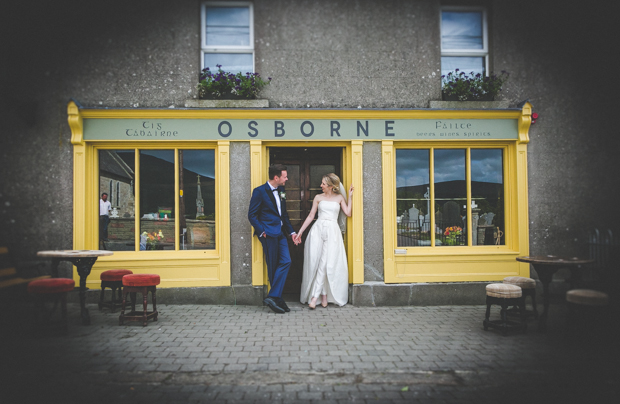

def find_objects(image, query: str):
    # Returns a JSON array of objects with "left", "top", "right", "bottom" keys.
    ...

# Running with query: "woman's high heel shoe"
[
  {"left": 321, "top": 295, "right": 328, "bottom": 308},
  {"left": 309, "top": 297, "right": 317, "bottom": 310}
]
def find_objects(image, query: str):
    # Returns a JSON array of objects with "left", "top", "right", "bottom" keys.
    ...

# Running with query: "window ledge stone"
[
  {"left": 184, "top": 99, "right": 269, "bottom": 108},
  {"left": 429, "top": 100, "right": 510, "bottom": 109}
]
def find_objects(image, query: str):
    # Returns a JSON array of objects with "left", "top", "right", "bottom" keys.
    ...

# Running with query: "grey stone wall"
[
  {"left": 1, "top": 0, "right": 619, "bottom": 298},
  {"left": 363, "top": 142, "right": 384, "bottom": 281}
]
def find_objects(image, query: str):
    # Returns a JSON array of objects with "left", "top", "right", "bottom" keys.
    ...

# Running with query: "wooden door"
[{"left": 269, "top": 147, "right": 342, "bottom": 300}]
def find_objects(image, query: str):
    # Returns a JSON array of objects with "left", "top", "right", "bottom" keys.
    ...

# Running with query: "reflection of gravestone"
[
  {"left": 442, "top": 201, "right": 462, "bottom": 228},
  {"left": 477, "top": 214, "right": 495, "bottom": 245},
  {"left": 401, "top": 210, "right": 409, "bottom": 224},
  {"left": 407, "top": 206, "right": 420, "bottom": 231},
  {"left": 481, "top": 212, "right": 495, "bottom": 226},
  {"left": 408, "top": 206, "right": 419, "bottom": 223},
  {"left": 435, "top": 210, "right": 443, "bottom": 230},
  {"left": 472, "top": 208, "right": 480, "bottom": 245}
]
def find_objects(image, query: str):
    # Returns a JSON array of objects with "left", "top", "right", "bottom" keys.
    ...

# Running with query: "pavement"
[{"left": 0, "top": 298, "right": 618, "bottom": 404}]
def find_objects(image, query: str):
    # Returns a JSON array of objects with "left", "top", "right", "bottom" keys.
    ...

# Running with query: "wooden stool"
[
  {"left": 119, "top": 274, "right": 160, "bottom": 326},
  {"left": 483, "top": 283, "right": 527, "bottom": 335},
  {"left": 27, "top": 278, "right": 75, "bottom": 334},
  {"left": 566, "top": 289, "right": 610, "bottom": 339},
  {"left": 98, "top": 269, "right": 133, "bottom": 312},
  {"left": 503, "top": 276, "right": 538, "bottom": 319}
]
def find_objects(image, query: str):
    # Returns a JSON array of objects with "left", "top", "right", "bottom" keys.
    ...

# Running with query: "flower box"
[
  {"left": 197, "top": 65, "right": 271, "bottom": 100},
  {"left": 441, "top": 91, "right": 494, "bottom": 102}
]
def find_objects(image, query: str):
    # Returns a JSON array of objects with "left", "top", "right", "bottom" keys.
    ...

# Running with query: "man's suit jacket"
[{"left": 248, "top": 183, "right": 295, "bottom": 238}]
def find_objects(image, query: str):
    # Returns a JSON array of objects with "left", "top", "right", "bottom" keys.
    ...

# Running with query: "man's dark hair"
[
  {"left": 269, "top": 164, "right": 287, "bottom": 180},
  {"left": 101, "top": 193, "right": 108, "bottom": 197}
]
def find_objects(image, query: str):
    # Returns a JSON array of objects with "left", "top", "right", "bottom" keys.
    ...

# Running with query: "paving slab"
[{"left": 0, "top": 302, "right": 618, "bottom": 403}]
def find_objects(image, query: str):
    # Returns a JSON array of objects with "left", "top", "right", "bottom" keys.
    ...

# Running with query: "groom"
[{"left": 248, "top": 164, "right": 299, "bottom": 313}]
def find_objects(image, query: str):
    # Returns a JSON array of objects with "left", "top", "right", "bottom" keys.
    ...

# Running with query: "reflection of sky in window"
[
  {"left": 434, "top": 149, "right": 465, "bottom": 183},
  {"left": 441, "top": 11, "right": 483, "bottom": 49},
  {"left": 180, "top": 150, "right": 215, "bottom": 179},
  {"left": 206, "top": 7, "right": 250, "bottom": 46},
  {"left": 396, "top": 150, "right": 429, "bottom": 188},
  {"left": 471, "top": 149, "right": 502, "bottom": 184},
  {"left": 140, "top": 150, "right": 215, "bottom": 179}
]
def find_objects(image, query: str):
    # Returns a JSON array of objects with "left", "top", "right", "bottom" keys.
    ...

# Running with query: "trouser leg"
[
  {"left": 311, "top": 239, "right": 329, "bottom": 299},
  {"left": 263, "top": 234, "right": 291, "bottom": 298}
]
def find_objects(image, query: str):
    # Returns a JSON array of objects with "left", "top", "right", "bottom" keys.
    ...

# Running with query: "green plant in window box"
[
  {"left": 196, "top": 213, "right": 215, "bottom": 220},
  {"left": 441, "top": 70, "right": 509, "bottom": 101},
  {"left": 198, "top": 65, "right": 271, "bottom": 100}
]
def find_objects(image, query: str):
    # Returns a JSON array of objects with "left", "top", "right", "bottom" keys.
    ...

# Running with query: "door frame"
[{"left": 250, "top": 140, "right": 364, "bottom": 290}]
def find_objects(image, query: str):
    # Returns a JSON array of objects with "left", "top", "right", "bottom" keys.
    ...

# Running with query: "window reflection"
[
  {"left": 203, "top": 53, "right": 253, "bottom": 74},
  {"left": 441, "top": 11, "right": 483, "bottom": 50},
  {"left": 396, "top": 150, "right": 431, "bottom": 247},
  {"left": 139, "top": 150, "right": 175, "bottom": 251},
  {"left": 471, "top": 149, "right": 504, "bottom": 245},
  {"left": 205, "top": 6, "right": 250, "bottom": 46},
  {"left": 434, "top": 149, "right": 467, "bottom": 246},
  {"left": 179, "top": 150, "right": 215, "bottom": 250},
  {"left": 98, "top": 150, "right": 135, "bottom": 251}
]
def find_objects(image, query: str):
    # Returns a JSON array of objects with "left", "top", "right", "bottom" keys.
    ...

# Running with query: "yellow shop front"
[{"left": 67, "top": 101, "right": 532, "bottom": 297}]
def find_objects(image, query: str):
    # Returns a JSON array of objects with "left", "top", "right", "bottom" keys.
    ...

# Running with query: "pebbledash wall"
[{"left": 1, "top": 0, "right": 618, "bottom": 306}]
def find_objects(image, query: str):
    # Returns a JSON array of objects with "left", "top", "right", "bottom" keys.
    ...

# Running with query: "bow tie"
[{"left": 272, "top": 189, "right": 278, "bottom": 193}]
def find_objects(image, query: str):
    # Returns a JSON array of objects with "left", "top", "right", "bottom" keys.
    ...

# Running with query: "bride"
[{"left": 294, "top": 173, "right": 353, "bottom": 309}]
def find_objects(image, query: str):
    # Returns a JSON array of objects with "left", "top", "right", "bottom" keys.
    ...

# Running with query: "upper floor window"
[
  {"left": 440, "top": 6, "right": 488, "bottom": 77},
  {"left": 201, "top": 1, "right": 254, "bottom": 73}
]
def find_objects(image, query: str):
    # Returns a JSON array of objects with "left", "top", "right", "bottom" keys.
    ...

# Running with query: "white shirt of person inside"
[{"left": 100, "top": 198, "right": 111, "bottom": 216}]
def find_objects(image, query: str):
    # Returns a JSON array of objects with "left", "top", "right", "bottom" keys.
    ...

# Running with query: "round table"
[
  {"left": 516, "top": 255, "right": 594, "bottom": 331},
  {"left": 37, "top": 250, "right": 113, "bottom": 325}
]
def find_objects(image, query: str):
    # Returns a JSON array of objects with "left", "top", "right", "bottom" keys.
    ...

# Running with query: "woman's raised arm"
[{"left": 340, "top": 185, "right": 354, "bottom": 217}]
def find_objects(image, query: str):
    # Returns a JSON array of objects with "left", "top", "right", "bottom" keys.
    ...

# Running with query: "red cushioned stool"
[
  {"left": 28, "top": 278, "right": 75, "bottom": 334},
  {"left": 98, "top": 269, "right": 133, "bottom": 312},
  {"left": 119, "top": 274, "right": 160, "bottom": 326}
]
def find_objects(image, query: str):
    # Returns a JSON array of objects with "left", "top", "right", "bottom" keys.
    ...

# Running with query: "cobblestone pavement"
[{"left": 1, "top": 301, "right": 618, "bottom": 403}]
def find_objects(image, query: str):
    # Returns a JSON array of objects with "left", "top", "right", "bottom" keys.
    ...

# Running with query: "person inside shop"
[
  {"left": 294, "top": 173, "right": 353, "bottom": 309},
  {"left": 100, "top": 192, "right": 111, "bottom": 242},
  {"left": 248, "top": 164, "right": 300, "bottom": 314}
]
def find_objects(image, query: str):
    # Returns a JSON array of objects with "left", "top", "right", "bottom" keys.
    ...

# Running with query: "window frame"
[
  {"left": 200, "top": 1, "right": 255, "bottom": 72},
  {"left": 95, "top": 145, "right": 218, "bottom": 253},
  {"left": 440, "top": 5, "right": 489, "bottom": 75},
  {"left": 395, "top": 145, "right": 507, "bottom": 248}
]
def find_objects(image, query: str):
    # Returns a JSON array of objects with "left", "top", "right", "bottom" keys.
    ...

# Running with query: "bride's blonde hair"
[{"left": 322, "top": 173, "right": 341, "bottom": 194}]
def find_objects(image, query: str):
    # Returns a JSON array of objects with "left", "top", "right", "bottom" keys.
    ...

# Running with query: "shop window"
[
  {"left": 396, "top": 148, "right": 504, "bottom": 247},
  {"left": 440, "top": 6, "right": 488, "bottom": 76},
  {"left": 201, "top": 1, "right": 254, "bottom": 73},
  {"left": 99, "top": 150, "right": 136, "bottom": 250},
  {"left": 98, "top": 148, "right": 216, "bottom": 251},
  {"left": 179, "top": 149, "right": 216, "bottom": 250},
  {"left": 139, "top": 150, "right": 175, "bottom": 251}
]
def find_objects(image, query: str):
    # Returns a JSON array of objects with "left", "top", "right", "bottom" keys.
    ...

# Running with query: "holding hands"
[{"left": 292, "top": 233, "right": 302, "bottom": 245}]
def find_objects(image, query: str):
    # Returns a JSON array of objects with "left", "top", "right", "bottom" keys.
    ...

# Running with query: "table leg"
[
  {"left": 533, "top": 264, "right": 558, "bottom": 332},
  {"left": 71, "top": 257, "right": 98, "bottom": 326},
  {"left": 51, "top": 258, "right": 61, "bottom": 278}
]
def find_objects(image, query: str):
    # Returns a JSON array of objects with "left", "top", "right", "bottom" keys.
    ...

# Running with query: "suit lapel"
[{"left": 265, "top": 183, "right": 280, "bottom": 216}]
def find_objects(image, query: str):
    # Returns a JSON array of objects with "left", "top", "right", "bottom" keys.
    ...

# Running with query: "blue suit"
[{"left": 248, "top": 182, "right": 295, "bottom": 298}]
